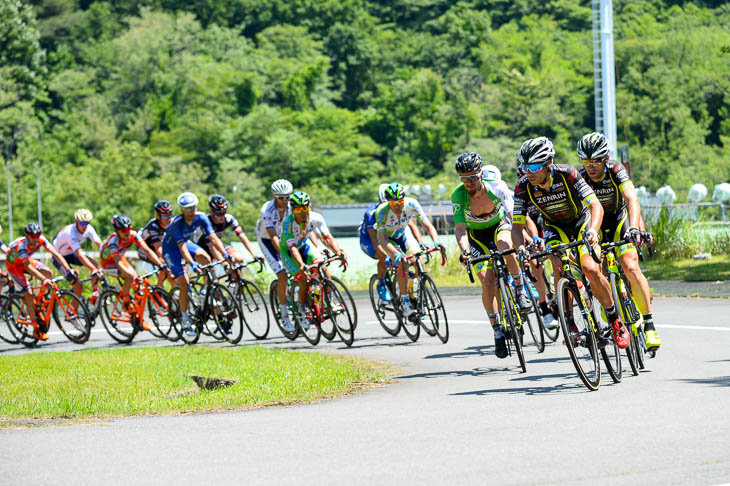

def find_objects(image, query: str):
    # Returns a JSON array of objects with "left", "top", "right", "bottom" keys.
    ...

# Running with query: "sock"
[
  {"left": 605, "top": 304, "right": 619, "bottom": 323},
  {"left": 402, "top": 296, "right": 410, "bottom": 303},
  {"left": 511, "top": 274, "right": 524, "bottom": 292},
  {"left": 488, "top": 312, "right": 500, "bottom": 329},
  {"left": 643, "top": 314, "right": 655, "bottom": 331},
  {"left": 539, "top": 302, "right": 551, "bottom": 315},
  {"left": 181, "top": 311, "right": 189, "bottom": 320},
  {"left": 280, "top": 304, "right": 288, "bottom": 318}
]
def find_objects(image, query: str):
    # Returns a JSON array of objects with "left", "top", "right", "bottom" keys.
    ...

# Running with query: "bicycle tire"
[
  {"left": 556, "top": 278, "right": 601, "bottom": 391},
  {"left": 330, "top": 276, "right": 357, "bottom": 331},
  {"left": 540, "top": 266, "right": 560, "bottom": 342},
  {"left": 0, "top": 295, "right": 20, "bottom": 344},
  {"left": 236, "top": 279, "right": 270, "bottom": 339},
  {"left": 523, "top": 276, "right": 545, "bottom": 352},
  {"left": 368, "top": 274, "right": 401, "bottom": 336},
  {"left": 609, "top": 274, "right": 639, "bottom": 376},
  {"left": 597, "top": 305, "right": 622, "bottom": 384},
  {"left": 99, "top": 289, "right": 138, "bottom": 344},
  {"left": 210, "top": 283, "right": 245, "bottom": 344},
  {"left": 146, "top": 286, "right": 174, "bottom": 339},
  {"left": 5, "top": 295, "right": 38, "bottom": 347},
  {"left": 635, "top": 322, "right": 647, "bottom": 369},
  {"left": 269, "top": 280, "right": 298, "bottom": 340},
  {"left": 500, "top": 280, "right": 526, "bottom": 373},
  {"left": 52, "top": 290, "right": 92, "bottom": 344},
  {"left": 400, "top": 304, "right": 420, "bottom": 342},
  {"left": 421, "top": 274, "right": 449, "bottom": 343},
  {"left": 291, "top": 281, "right": 320, "bottom": 345},
  {"left": 325, "top": 279, "right": 354, "bottom": 346}
]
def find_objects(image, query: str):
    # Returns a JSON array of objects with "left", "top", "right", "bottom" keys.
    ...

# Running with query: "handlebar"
[
  {"left": 232, "top": 259, "right": 264, "bottom": 274},
  {"left": 464, "top": 247, "right": 517, "bottom": 284}
]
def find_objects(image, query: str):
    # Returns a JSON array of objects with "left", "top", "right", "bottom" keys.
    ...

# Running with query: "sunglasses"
[
  {"left": 274, "top": 195, "right": 291, "bottom": 200},
  {"left": 582, "top": 158, "right": 606, "bottom": 167},
  {"left": 522, "top": 162, "right": 547, "bottom": 174},
  {"left": 27, "top": 233, "right": 41, "bottom": 238},
  {"left": 117, "top": 227, "right": 131, "bottom": 233},
  {"left": 212, "top": 211, "right": 226, "bottom": 218},
  {"left": 180, "top": 206, "right": 196, "bottom": 213},
  {"left": 388, "top": 199, "right": 405, "bottom": 206},
  {"left": 292, "top": 206, "right": 310, "bottom": 214},
  {"left": 77, "top": 221, "right": 90, "bottom": 227},
  {"left": 459, "top": 174, "right": 481, "bottom": 183},
  {"left": 159, "top": 214, "right": 173, "bottom": 220}
]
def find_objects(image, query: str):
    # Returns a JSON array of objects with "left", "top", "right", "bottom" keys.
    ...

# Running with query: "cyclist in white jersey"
[
  {"left": 256, "top": 179, "right": 294, "bottom": 328},
  {"left": 52, "top": 208, "right": 104, "bottom": 302}
]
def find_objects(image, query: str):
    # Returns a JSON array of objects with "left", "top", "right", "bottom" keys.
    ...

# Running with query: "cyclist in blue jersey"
[{"left": 161, "top": 192, "right": 230, "bottom": 337}]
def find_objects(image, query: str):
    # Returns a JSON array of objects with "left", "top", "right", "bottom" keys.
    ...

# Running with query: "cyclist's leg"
[
  {"left": 361, "top": 233, "right": 390, "bottom": 300},
  {"left": 259, "top": 236, "right": 288, "bottom": 306},
  {"left": 223, "top": 244, "right": 244, "bottom": 264},
  {"left": 392, "top": 231, "right": 418, "bottom": 310},
  {"left": 543, "top": 223, "right": 569, "bottom": 295},
  {"left": 280, "top": 245, "right": 306, "bottom": 303},
  {"left": 162, "top": 242, "right": 190, "bottom": 313},
  {"left": 115, "top": 256, "right": 138, "bottom": 305}
]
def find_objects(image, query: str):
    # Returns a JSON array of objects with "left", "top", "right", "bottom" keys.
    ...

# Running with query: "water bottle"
[
  {"left": 89, "top": 290, "right": 99, "bottom": 306},
  {"left": 312, "top": 283, "right": 320, "bottom": 304}
]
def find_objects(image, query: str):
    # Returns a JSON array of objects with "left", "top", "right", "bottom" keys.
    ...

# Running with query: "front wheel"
[
  {"left": 4, "top": 295, "right": 38, "bottom": 347},
  {"left": 522, "top": 275, "right": 545, "bottom": 353},
  {"left": 499, "top": 280, "right": 526, "bottom": 373},
  {"left": 52, "top": 290, "right": 92, "bottom": 344},
  {"left": 210, "top": 283, "right": 245, "bottom": 344},
  {"left": 324, "top": 279, "right": 354, "bottom": 346},
  {"left": 330, "top": 276, "right": 357, "bottom": 331},
  {"left": 270, "top": 280, "right": 298, "bottom": 340},
  {"left": 291, "top": 281, "right": 320, "bottom": 345},
  {"left": 609, "top": 273, "right": 639, "bottom": 376},
  {"left": 0, "top": 295, "right": 20, "bottom": 344},
  {"left": 368, "top": 274, "right": 401, "bottom": 336},
  {"left": 235, "top": 279, "right": 270, "bottom": 340},
  {"left": 99, "top": 289, "right": 138, "bottom": 344},
  {"left": 421, "top": 275, "right": 449, "bottom": 343}
]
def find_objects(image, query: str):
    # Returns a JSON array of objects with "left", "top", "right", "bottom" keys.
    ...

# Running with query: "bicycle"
[
  {"left": 269, "top": 278, "right": 299, "bottom": 340},
  {"left": 290, "top": 252, "right": 355, "bottom": 346},
  {"left": 4, "top": 275, "right": 92, "bottom": 347},
  {"left": 529, "top": 233, "right": 622, "bottom": 390},
  {"left": 466, "top": 246, "right": 526, "bottom": 372},
  {"left": 170, "top": 261, "right": 245, "bottom": 345},
  {"left": 524, "top": 242, "right": 559, "bottom": 343},
  {"left": 368, "top": 261, "right": 405, "bottom": 337},
  {"left": 518, "top": 248, "right": 546, "bottom": 353},
  {"left": 225, "top": 259, "right": 271, "bottom": 340},
  {"left": 97, "top": 267, "right": 175, "bottom": 344}
]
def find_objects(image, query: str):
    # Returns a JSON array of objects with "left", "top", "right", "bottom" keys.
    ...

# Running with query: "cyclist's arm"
[
  {"left": 321, "top": 234, "right": 343, "bottom": 257},
  {"left": 178, "top": 241, "right": 195, "bottom": 265},
  {"left": 524, "top": 215, "right": 539, "bottom": 239},
  {"left": 621, "top": 183, "right": 641, "bottom": 230},
  {"left": 236, "top": 231, "right": 259, "bottom": 258},
  {"left": 408, "top": 219, "right": 422, "bottom": 244},
  {"left": 74, "top": 248, "right": 99, "bottom": 272},
  {"left": 138, "top": 240, "right": 163, "bottom": 267},
  {"left": 368, "top": 228, "right": 387, "bottom": 259},
  {"left": 288, "top": 244, "right": 306, "bottom": 270},
  {"left": 419, "top": 217, "right": 439, "bottom": 244},
  {"left": 48, "top": 246, "right": 72, "bottom": 273},
  {"left": 265, "top": 227, "right": 281, "bottom": 255},
  {"left": 586, "top": 198, "right": 604, "bottom": 236},
  {"left": 511, "top": 221, "right": 526, "bottom": 251},
  {"left": 454, "top": 222, "right": 469, "bottom": 254},
  {"left": 207, "top": 233, "right": 228, "bottom": 262}
]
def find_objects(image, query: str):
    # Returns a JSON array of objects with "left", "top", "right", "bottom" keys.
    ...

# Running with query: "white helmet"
[
  {"left": 377, "top": 183, "right": 390, "bottom": 203},
  {"left": 177, "top": 192, "right": 199, "bottom": 209},
  {"left": 483, "top": 165, "right": 501, "bottom": 181},
  {"left": 271, "top": 179, "right": 293, "bottom": 196}
]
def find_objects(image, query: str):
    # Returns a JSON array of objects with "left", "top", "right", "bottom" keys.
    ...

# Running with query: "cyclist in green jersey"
[{"left": 453, "top": 152, "right": 531, "bottom": 358}]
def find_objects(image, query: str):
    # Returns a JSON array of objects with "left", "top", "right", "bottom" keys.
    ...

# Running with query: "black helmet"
[
  {"left": 154, "top": 200, "right": 173, "bottom": 215},
  {"left": 455, "top": 152, "right": 483, "bottom": 173},
  {"left": 208, "top": 194, "right": 228, "bottom": 212},
  {"left": 24, "top": 222, "right": 42, "bottom": 236},
  {"left": 577, "top": 132, "right": 610, "bottom": 160},
  {"left": 517, "top": 137, "right": 555, "bottom": 165},
  {"left": 111, "top": 214, "right": 133, "bottom": 230}
]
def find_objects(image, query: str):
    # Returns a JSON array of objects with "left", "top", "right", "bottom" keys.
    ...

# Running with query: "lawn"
[{"left": 641, "top": 254, "right": 730, "bottom": 281}]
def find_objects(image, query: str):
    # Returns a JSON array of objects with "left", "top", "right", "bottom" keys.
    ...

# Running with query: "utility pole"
[
  {"left": 36, "top": 160, "right": 42, "bottom": 229},
  {"left": 592, "top": 0, "right": 618, "bottom": 159}
]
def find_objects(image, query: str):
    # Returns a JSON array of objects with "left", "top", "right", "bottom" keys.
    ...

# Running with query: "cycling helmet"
[
  {"left": 577, "top": 132, "right": 610, "bottom": 160},
  {"left": 516, "top": 165, "right": 526, "bottom": 178},
  {"left": 383, "top": 183, "right": 405, "bottom": 202},
  {"left": 378, "top": 183, "right": 389, "bottom": 203},
  {"left": 24, "top": 222, "right": 42, "bottom": 236},
  {"left": 517, "top": 137, "right": 555, "bottom": 165},
  {"left": 154, "top": 200, "right": 173, "bottom": 215},
  {"left": 208, "top": 194, "right": 229, "bottom": 212},
  {"left": 74, "top": 208, "right": 93, "bottom": 222},
  {"left": 455, "top": 152, "right": 483, "bottom": 173},
  {"left": 483, "top": 164, "right": 501, "bottom": 181},
  {"left": 289, "top": 191, "right": 311, "bottom": 207},
  {"left": 271, "top": 179, "right": 293, "bottom": 195},
  {"left": 177, "top": 192, "right": 199, "bottom": 210},
  {"left": 111, "top": 214, "right": 133, "bottom": 230}
]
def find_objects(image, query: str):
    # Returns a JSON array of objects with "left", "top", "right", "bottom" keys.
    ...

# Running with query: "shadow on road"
[
  {"left": 526, "top": 356, "right": 571, "bottom": 364},
  {"left": 424, "top": 345, "right": 492, "bottom": 359},
  {"left": 397, "top": 366, "right": 512, "bottom": 379},
  {"left": 676, "top": 376, "right": 730, "bottom": 388}
]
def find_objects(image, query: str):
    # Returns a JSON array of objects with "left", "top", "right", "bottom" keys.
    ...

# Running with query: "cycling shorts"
[
  {"left": 52, "top": 252, "right": 87, "bottom": 277},
  {"left": 161, "top": 241, "right": 207, "bottom": 279},
  {"left": 101, "top": 255, "right": 137, "bottom": 278},
  {"left": 601, "top": 208, "right": 636, "bottom": 257},
  {"left": 543, "top": 212, "right": 592, "bottom": 258},
  {"left": 281, "top": 242, "right": 322, "bottom": 275},
  {"left": 466, "top": 219, "right": 512, "bottom": 272},
  {"left": 258, "top": 237, "right": 285, "bottom": 274},
  {"left": 8, "top": 259, "right": 49, "bottom": 292}
]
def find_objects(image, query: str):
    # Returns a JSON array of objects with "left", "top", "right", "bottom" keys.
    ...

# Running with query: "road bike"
[
  {"left": 225, "top": 259, "right": 271, "bottom": 340},
  {"left": 400, "top": 246, "right": 449, "bottom": 343}
]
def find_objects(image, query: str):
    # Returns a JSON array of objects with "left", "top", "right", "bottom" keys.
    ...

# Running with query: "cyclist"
[
  {"left": 5, "top": 222, "right": 75, "bottom": 341},
  {"left": 576, "top": 131, "right": 661, "bottom": 351},
  {"left": 51, "top": 209, "right": 103, "bottom": 305},
  {"left": 511, "top": 136, "right": 630, "bottom": 349},
  {"left": 139, "top": 200, "right": 175, "bottom": 287},
  {"left": 161, "top": 192, "right": 230, "bottom": 337},
  {"left": 452, "top": 152, "right": 529, "bottom": 358},
  {"left": 376, "top": 183, "right": 443, "bottom": 318},
  {"left": 198, "top": 194, "right": 264, "bottom": 265},
  {"left": 256, "top": 179, "right": 294, "bottom": 331},
  {"left": 360, "top": 184, "right": 422, "bottom": 303},
  {"left": 280, "top": 191, "right": 347, "bottom": 330},
  {"left": 0, "top": 224, "right": 10, "bottom": 293},
  {"left": 99, "top": 214, "right": 165, "bottom": 331}
]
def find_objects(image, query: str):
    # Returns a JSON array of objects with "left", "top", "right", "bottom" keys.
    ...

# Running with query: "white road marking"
[{"left": 366, "top": 321, "right": 730, "bottom": 330}]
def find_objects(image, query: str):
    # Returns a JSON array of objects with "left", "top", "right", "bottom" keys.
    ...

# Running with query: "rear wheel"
[
  {"left": 325, "top": 279, "right": 354, "bottom": 346},
  {"left": 0, "top": 295, "right": 20, "bottom": 344},
  {"left": 400, "top": 296, "right": 420, "bottom": 342},
  {"left": 52, "top": 290, "right": 92, "bottom": 344},
  {"left": 99, "top": 289, "right": 138, "bottom": 344},
  {"left": 523, "top": 276, "right": 545, "bottom": 352},
  {"left": 235, "top": 279, "right": 270, "bottom": 339},
  {"left": 556, "top": 279, "right": 600, "bottom": 391},
  {"left": 291, "top": 282, "right": 320, "bottom": 345},
  {"left": 368, "top": 274, "right": 401, "bottom": 336},
  {"left": 210, "top": 283, "right": 245, "bottom": 344},
  {"left": 500, "top": 280, "right": 525, "bottom": 373},
  {"left": 330, "top": 276, "right": 357, "bottom": 331},
  {"left": 610, "top": 273, "right": 639, "bottom": 376},
  {"left": 270, "top": 280, "right": 298, "bottom": 340},
  {"left": 148, "top": 286, "right": 175, "bottom": 340},
  {"left": 421, "top": 275, "right": 449, "bottom": 343}
]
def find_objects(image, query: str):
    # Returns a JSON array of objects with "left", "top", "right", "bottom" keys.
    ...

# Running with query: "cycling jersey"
[
  {"left": 197, "top": 213, "right": 243, "bottom": 248},
  {"left": 451, "top": 178, "right": 513, "bottom": 230},
  {"left": 100, "top": 231, "right": 145, "bottom": 267},
  {"left": 359, "top": 203, "right": 381, "bottom": 258},
  {"left": 139, "top": 218, "right": 166, "bottom": 248},
  {"left": 513, "top": 164, "right": 597, "bottom": 226},
  {"left": 256, "top": 200, "right": 290, "bottom": 240},
  {"left": 5, "top": 236, "right": 53, "bottom": 274},
  {"left": 375, "top": 197, "right": 427, "bottom": 239},
  {"left": 162, "top": 212, "right": 214, "bottom": 247},
  {"left": 52, "top": 223, "right": 102, "bottom": 256},
  {"left": 577, "top": 160, "right": 633, "bottom": 216},
  {"left": 281, "top": 212, "right": 331, "bottom": 251}
]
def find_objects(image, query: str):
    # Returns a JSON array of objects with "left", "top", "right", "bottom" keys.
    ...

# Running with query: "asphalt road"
[{"left": 1, "top": 295, "right": 729, "bottom": 485}]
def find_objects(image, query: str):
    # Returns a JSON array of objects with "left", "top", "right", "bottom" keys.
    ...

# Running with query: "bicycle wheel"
[
  {"left": 500, "top": 280, "right": 526, "bottom": 373},
  {"left": 556, "top": 279, "right": 600, "bottom": 391},
  {"left": 0, "top": 295, "right": 20, "bottom": 344},
  {"left": 609, "top": 274, "right": 638, "bottom": 376},
  {"left": 330, "top": 276, "right": 357, "bottom": 331},
  {"left": 4, "top": 295, "right": 38, "bottom": 347},
  {"left": 291, "top": 281, "right": 320, "bottom": 345},
  {"left": 523, "top": 276, "right": 545, "bottom": 353},
  {"left": 595, "top": 298, "right": 622, "bottom": 384},
  {"left": 52, "top": 290, "right": 92, "bottom": 344},
  {"left": 270, "top": 280, "right": 298, "bottom": 340},
  {"left": 635, "top": 322, "right": 647, "bottom": 369},
  {"left": 210, "top": 283, "right": 245, "bottom": 344},
  {"left": 236, "top": 279, "right": 270, "bottom": 339},
  {"left": 540, "top": 267, "right": 560, "bottom": 343},
  {"left": 400, "top": 299, "right": 420, "bottom": 342},
  {"left": 99, "top": 289, "right": 138, "bottom": 344},
  {"left": 324, "top": 279, "right": 354, "bottom": 346},
  {"left": 146, "top": 286, "right": 173, "bottom": 339},
  {"left": 368, "top": 274, "right": 401, "bottom": 336},
  {"left": 421, "top": 275, "right": 449, "bottom": 343}
]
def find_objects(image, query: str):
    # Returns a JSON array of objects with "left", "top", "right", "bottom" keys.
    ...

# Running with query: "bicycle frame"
[
  {"left": 301, "top": 254, "right": 346, "bottom": 325},
  {"left": 466, "top": 246, "right": 523, "bottom": 331},
  {"left": 21, "top": 276, "right": 76, "bottom": 332}
]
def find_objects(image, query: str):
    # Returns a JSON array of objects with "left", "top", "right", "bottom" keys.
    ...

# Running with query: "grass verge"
[
  {"left": 0, "top": 346, "right": 393, "bottom": 424},
  {"left": 642, "top": 254, "right": 730, "bottom": 281}
]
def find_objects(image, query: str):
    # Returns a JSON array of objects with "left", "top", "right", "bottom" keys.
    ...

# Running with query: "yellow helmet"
[{"left": 74, "top": 208, "right": 93, "bottom": 222}]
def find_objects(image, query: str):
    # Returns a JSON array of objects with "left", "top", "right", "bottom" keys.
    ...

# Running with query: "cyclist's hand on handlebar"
[
  {"left": 459, "top": 249, "right": 470, "bottom": 265},
  {"left": 532, "top": 235, "right": 546, "bottom": 250},
  {"left": 627, "top": 227, "right": 642, "bottom": 245},
  {"left": 92, "top": 268, "right": 103, "bottom": 279},
  {"left": 419, "top": 243, "right": 429, "bottom": 251},
  {"left": 254, "top": 256, "right": 265, "bottom": 265},
  {"left": 191, "top": 261, "right": 201, "bottom": 273},
  {"left": 42, "top": 278, "right": 52, "bottom": 287}
]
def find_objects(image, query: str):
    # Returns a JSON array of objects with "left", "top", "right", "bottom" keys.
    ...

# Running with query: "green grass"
[
  {"left": 642, "top": 254, "right": 730, "bottom": 281},
  {"left": 0, "top": 346, "right": 391, "bottom": 423}
]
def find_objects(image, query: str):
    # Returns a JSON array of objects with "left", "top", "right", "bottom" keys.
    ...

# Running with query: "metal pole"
[
  {"left": 6, "top": 159, "right": 12, "bottom": 241},
  {"left": 36, "top": 160, "right": 42, "bottom": 229},
  {"left": 600, "top": 0, "right": 618, "bottom": 160}
]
